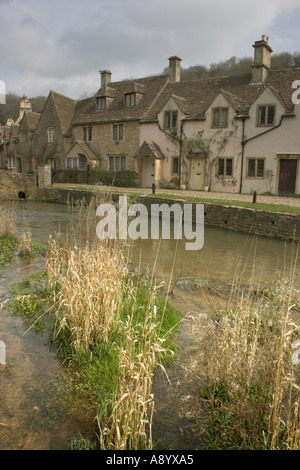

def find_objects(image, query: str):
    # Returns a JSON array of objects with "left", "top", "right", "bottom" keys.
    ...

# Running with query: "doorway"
[
  {"left": 189, "top": 156, "right": 206, "bottom": 190},
  {"left": 143, "top": 157, "right": 155, "bottom": 188},
  {"left": 278, "top": 159, "right": 297, "bottom": 195}
]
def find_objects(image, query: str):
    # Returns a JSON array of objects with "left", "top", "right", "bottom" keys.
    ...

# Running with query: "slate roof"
[
  {"left": 69, "top": 64, "right": 300, "bottom": 130},
  {"left": 65, "top": 140, "right": 101, "bottom": 161},
  {"left": 20, "top": 111, "right": 41, "bottom": 131},
  {"left": 134, "top": 140, "right": 165, "bottom": 159},
  {"left": 142, "top": 67, "right": 300, "bottom": 122},
  {"left": 49, "top": 90, "right": 77, "bottom": 134},
  {"left": 72, "top": 75, "right": 169, "bottom": 125}
]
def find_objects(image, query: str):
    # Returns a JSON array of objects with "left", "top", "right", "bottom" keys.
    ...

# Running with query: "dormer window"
[
  {"left": 97, "top": 97, "right": 106, "bottom": 110},
  {"left": 257, "top": 105, "right": 275, "bottom": 126},
  {"left": 212, "top": 107, "right": 228, "bottom": 128},
  {"left": 164, "top": 110, "right": 178, "bottom": 129},
  {"left": 125, "top": 93, "right": 136, "bottom": 107}
]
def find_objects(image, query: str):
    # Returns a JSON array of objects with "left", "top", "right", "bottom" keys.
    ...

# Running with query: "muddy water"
[
  {"left": 0, "top": 257, "right": 95, "bottom": 450},
  {"left": 1, "top": 200, "right": 299, "bottom": 450}
]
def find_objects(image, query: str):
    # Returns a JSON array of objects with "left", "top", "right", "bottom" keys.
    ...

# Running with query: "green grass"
[
  {"left": 8, "top": 271, "right": 53, "bottom": 332},
  {"left": 52, "top": 274, "right": 181, "bottom": 427},
  {"left": 0, "top": 234, "right": 19, "bottom": 266},
  {"left": 149, "top": 193, "right": 300, "bottom": 215}
]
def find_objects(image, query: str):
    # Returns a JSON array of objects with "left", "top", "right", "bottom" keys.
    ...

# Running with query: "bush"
[{"left": 88, "top": 168, "right": 139, "bottom": 188}]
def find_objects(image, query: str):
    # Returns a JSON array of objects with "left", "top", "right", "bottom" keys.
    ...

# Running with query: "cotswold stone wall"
[
  {"left": 34, "top": 187, "right": 300, "bottom": 242},
  {"left": 0, "top": 169, "right": 37, "bottom": 199}
]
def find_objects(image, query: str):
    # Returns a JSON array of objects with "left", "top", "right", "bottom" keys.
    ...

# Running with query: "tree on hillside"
[{"left": 0, "top": 93, "right": 47, "bottom": 125}]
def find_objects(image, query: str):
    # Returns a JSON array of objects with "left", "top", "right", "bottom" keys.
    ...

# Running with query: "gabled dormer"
[
  {"left": 158, "top": 95, "right": 186, "bottom": 132},
  {"left": 124, "top": 82, "right": 145, "bottom": 107}
]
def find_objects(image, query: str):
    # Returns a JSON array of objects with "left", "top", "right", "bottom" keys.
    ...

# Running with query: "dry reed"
[
  {"left": 0, "top": 205, "right": 16, "bottom": 236},
  {"left": 19, "top": 231, "right": 32, "bottom": 257},
  {"left": 47, "top": 195, "right": 176, "bottom": 449},
  {"left": 98, "top": 288, "right": 172, "bottom": 450},
  {"left": 199, "top": 258, "right": 300, "bottom": 449}
]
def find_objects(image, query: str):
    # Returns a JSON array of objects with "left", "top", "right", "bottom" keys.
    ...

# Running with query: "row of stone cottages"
[{"left": 1, "top": 35, "right": 300, "bottom": 195}]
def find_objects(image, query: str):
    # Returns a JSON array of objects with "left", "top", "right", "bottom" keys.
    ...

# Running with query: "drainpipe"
[
  {"left": 178, "top": 120, "right": 184, "bottom": 189},
  {"left": 239, "top": 117, "right": 246, "bottom": 194},
  {"left": 239, "top": 114, "right": 284, "bottom": 194}
]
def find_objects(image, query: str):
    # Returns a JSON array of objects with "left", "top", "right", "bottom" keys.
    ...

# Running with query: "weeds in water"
[
  {"left": 198, "top": 253, "right": 300, "bottom": 450},
  {"left": 46, "top": 196, "right": 181, "bottom": 450}
]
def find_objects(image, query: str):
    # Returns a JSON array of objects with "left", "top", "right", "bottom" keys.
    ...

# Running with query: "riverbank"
[{"left": 34, "top": 184, "right": 300, "bottom": 242}]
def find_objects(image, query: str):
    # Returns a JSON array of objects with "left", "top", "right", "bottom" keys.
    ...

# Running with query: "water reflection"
[{"left": 14, "top": 200, "right": 299, "bottom": 285}]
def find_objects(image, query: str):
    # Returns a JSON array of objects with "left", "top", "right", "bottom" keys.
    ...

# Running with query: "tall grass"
[
  {"left": 198, "top": 248, "right": 300, "bottom": 450},
  {"left": 47, "top": 195, "right": 180, "bottom": 450},
  {"left": 0, "top": 204, "right": 16, "bottom": 236}
]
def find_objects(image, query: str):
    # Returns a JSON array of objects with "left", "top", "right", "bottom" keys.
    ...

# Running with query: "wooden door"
[
  {"left": 190, "top": 157, "right": 206, "bottom": 190},
  {"left": 144, "top": 157, "right": 155, "bottom": 187},
  {"left": 278, "top": 159, "right": 297, "bottom": 195}
]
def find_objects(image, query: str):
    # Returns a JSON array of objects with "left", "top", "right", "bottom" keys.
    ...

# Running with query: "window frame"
[
  {"left": 66, "top": 156, "right": 86, "bottom": 170},
  {"left": 211, "top": 107, "right": 229, "bottom": 128},
  {"left": 246, "top": 157, "right": 265, "bottom": 178},
  {"left": 97, "top": 97, "right": 106, "bottom": 110},
  {"left": 82, "top": 126, "right": 92, "bottom": 142},
  {"left": 216, "top": 157, "right": 233, "bottom": 177},
  {"left": 125, "top": 93, "right": 136, "bottom": 107},
  {"left": 47, "top": 127, "right": 55, "bottom": 143},
  {"left": 112, "top": 123, "right": 124, "bottom": 141},
  {"left": 171, "top": 156, "right": 179, "bottom": 175},
  {"left": 256, "top": 104, "right": 276, "bottom": 127},
  {"left": 164, "top": 110, "right": 178, "bottom": 129},
  {"left": 109, "top": 155, "right": 126, "bottom": 171}
]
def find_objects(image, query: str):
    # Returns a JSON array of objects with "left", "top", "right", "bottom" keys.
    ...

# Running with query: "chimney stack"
[
  {"left": 168, "top": 56, "right": 182, "bottom": 83},
  {"left": 15, "top": 95, "right": 32, "bottom": 124},
  {"left": 251, "top": 35, "right": 273, "bottom": 84},
  {"left": 100, "top": 70, "right": 112, "bottom": 88}
]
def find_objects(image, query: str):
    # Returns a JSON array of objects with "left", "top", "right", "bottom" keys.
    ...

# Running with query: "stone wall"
[
  {"left": 34, "top": 187, "right": 300, "bottom": 242},
  {"left": 0, "top": 169, "right": 37, "bottom": 199},
  {"left": 72, "top": 121, "right": 140, "bottom": 172}
]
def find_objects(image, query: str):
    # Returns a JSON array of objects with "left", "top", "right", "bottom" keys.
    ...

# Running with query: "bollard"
[
  {"left": 0, "top": 340, "right": 6, "bottom": 365},
  {"left": 252, "top": 191, "right": 257, "bottom": 203},
  {"left": 152, "top": 183, "right": 155, "bottom": 194}
]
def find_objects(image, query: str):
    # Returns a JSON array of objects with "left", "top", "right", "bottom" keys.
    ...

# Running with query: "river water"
[{"left": 0, "top": 200, "right": 299, "bottom": 450}]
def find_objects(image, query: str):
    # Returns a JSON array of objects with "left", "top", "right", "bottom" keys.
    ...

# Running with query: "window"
[
  {"left": 82, "top": 126, "right": 92, "bottom": 141},
  {"left": 257, "top": 105, "right": 275, "bottom": 126},
  {"left": 112, "top": 123, "right": 124, "bottom": 140},
  {"left": 97, "top": 97, "right": 106, "bottom": 110},
  {"left": 8, "top": 156, "right": 15, "bottom": 169},
  {"left": 109, "top": 156, "right": 126, "bottom": 171},
  {"left": 247, "top": 158, "right": 265, "bottom": 178},
  {"left": 47, "top": 127, "right": 55, "bottom": 143},
  {"left": 66, "top": 156, "right": 86, "bottom": 170},
  {"left": 125, "top": 93, "right": 136, "bottom": 107},
  {"left": 164, "top": 110, "right": 178, "bottom": 129},
  {"left": 217, "top": 157, "right": 233, "bottom": 177},
  {"left": 172, "top": 157, "right": 179, "bottom": 174},
  {"left": 212, "top": 107, "right": 228, "bottom": 128}
]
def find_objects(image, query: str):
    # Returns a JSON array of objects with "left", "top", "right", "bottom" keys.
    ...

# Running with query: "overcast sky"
[{"left": 1, "top": 0, "right": 300, "bottom": 100}]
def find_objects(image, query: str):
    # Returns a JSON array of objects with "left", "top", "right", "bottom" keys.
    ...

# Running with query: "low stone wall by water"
[
  {"left": 0, "top": 170, "right": 37, "bottom": 200},
  {"left": 34, "top": 187, "right": 300, "bottom": 242}
]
